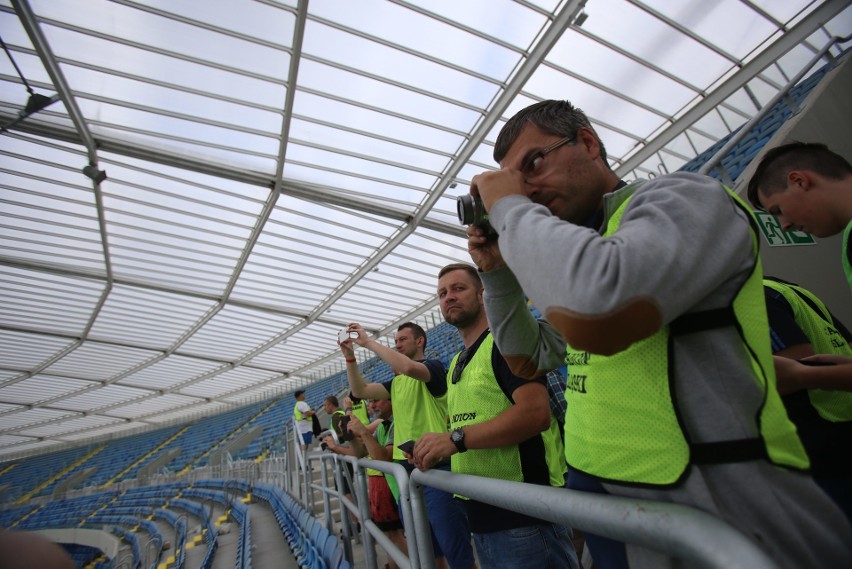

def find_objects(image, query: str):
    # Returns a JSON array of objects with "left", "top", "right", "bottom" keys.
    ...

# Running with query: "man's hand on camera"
[
  {"left": 346, "top": 416, "right": 367, "bottom": 438},
  {"left": 471, "top": 168, "right": 525, "bottom": 212},
  {"left": 344, "top": 323, "right": 370, "bottom": 348},
  {"left": 467, "top": 224, "right": 506, "bottom": 272}
]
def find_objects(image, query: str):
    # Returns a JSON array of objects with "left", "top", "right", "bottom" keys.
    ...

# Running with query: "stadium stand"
[{"left": 1, "top": 47, "right": 847, "bottom": 569}]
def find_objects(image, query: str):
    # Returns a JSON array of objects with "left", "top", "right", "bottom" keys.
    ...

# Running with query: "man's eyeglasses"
[
  {"left": 520, "top": 135, "right": 576, "bottom": 180},
  {"left": 451, "top": 347, "right": 472, "bottom": 385}
]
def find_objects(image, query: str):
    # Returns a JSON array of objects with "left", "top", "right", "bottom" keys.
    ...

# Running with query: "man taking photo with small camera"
[{"left": 462, "top": 99, "right": 851, "bottom": 569}]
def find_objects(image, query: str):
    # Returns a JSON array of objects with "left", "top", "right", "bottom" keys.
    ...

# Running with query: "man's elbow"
[
  {"left": 546, "top": 300, "right": 662, "bottom": 356},
  {"left": 503, "top": 354, "right": 550, "bottom": 380},
  {"left": 531, "top": 408, "right": 552, "bottom": 433},
  {"left": 396, "top": 361, "right": 425, "bottom": 379}
]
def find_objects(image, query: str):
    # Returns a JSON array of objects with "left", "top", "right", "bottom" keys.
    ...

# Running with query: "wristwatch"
[{"left": 450, "top": 427, "right": 467, "bottom": 453}]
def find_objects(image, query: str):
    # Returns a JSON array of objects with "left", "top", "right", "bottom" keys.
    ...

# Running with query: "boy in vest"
[
  {"left": 763, "top": 277, "right": 852, "bottom": 522},
  {"left": 322, "top": 394, "right": 361, "bottom": 532},
  {"left": 747, "top": 142, "right": 852, "bottom": 290},
  {"left": 414, "top": 263, "right": 579, "bottom": 569},
  {"left": 293, "top": 390, "right": 315, "bottom": 453},
  {"left": 339, "top": 322, "right": 476, "bottom": 569},
  {"left": 347, "top": 398, "right": 409, "bottom": 569},
  {"left": 464, "top": 99, "right": 852, "bottom": 568}
]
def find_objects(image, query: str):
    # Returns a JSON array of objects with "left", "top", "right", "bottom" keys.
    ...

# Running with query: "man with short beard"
[{"left": 414, "top": 263, "right": 579, "bottom": 569}]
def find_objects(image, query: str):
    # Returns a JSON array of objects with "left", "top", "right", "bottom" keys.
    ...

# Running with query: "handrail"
[{"left": 410, "top": 468, "right": 779, "bottom": 569}]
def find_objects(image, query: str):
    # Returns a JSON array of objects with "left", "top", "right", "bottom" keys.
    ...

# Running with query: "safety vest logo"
[
  {"left": 565, "top": 352, "right": 590, "bottom": 366},
  {"left": 567, "top": 373, "right": 587, "bottom": 394},
  {"left": 452, "top": 412, "right": 477, "bottom": 423}
]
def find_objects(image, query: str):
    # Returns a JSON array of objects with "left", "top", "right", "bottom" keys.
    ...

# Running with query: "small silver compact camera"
[{"left": 338, "top": 329, "right": 357, "bottom": 343}]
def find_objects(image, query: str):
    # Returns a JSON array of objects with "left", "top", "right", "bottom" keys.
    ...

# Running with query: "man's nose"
[{"left": 778, "top": 215, "right": 793, "bottom": 231}]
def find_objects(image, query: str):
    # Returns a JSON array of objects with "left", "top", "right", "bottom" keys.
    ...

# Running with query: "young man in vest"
[
  {"left": 293, "top": 390, "right": 315, "bottom": 453},
  {"left": 339, "top": 322, "right": 476, "bottom": 569},
  {"left": 321, "top": 394, "right": 361, "bottom": 532},
  {"left": 414, "top": 263, "right": 579, "bottom": 569},
  {"left": 348, "top": 398, "right": 409, "bottom": 569},
  {"left": 762, "top": 278, "right": 852, "bottom": 523},
  {"left": 747, "top": 141, "right": 852, "bottom": 290},
  {"left": 463, "top": 99, "right": 852, "bottom": 568}
]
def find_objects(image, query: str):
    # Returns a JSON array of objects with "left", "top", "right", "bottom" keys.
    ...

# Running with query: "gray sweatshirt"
[{"left": 480, "top": 172, "right": 852, "bottom": 569}]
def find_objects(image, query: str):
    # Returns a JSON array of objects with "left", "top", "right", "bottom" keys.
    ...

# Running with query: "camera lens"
[
  {"left": 456, "top": 194, "right": 497, "bottom": 238},
  {"left": 457, "top": 194, "right": 475, "bottom": 225}
]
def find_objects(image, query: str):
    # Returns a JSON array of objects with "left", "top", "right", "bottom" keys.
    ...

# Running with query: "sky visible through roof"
[{"left": 0, "top": 0, "right": 850, "bottom": 461}]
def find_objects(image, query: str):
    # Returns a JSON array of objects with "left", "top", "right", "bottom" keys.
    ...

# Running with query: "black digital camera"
[
  {"left": 338, "top": 415, "right": 353, "bottom": 442},
  {"left": 457, "top": 194, "right": 497, "bottom": 238}
]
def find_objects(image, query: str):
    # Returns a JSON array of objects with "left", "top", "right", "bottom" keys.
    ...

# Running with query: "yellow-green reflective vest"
[
  {"left": 352, "top": 400, "right": 383, "bottom": 477},
  {"left": 376, "top": 420, "right": 400, "bottom": 502},
  {"left": 390, "top": 371, "right": 448, "bottom": 461},
  {"left": 448, "top": 333, "right": 566, "bottom": 488},
  {"left": 843, "top": 221, "right": 852, "bottom": 291},
  {"left": 563, "top": 187, "right": 809, "bottom": 485},
  {"left": 764, "top": 278, "right": 852, "bottom": 422},
  {"left": 294, "top": 402, "right": 307, "bottom": 421}
]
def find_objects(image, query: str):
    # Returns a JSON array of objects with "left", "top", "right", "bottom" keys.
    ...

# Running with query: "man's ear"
[
  {"left": 787, "top": 170, "right": 812, "bottom": 191},
  {"left": 576, "top": 127, "right": 601, "bottom": 160}
]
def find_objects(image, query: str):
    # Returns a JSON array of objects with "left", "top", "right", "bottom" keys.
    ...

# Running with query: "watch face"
[{"left": 451, "top": 429, "right": 462, "bottom": 442}]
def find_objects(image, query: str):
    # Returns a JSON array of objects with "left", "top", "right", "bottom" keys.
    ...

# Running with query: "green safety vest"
[
  {"left": 376, "top": 419, "right": 400, "bottom": 502},
  {"left": 843, "top": 221, "right": 852, "bottom": 292},
  {"left": 764, "top": 278, "right": 852, "bottom": 422},
  {"left": 351, "top": 400, "right": 369, "bottom": 424},
  {"left": 351, "top": 399, "right": 383, "bottom": 477},
  {"left": 562, "top": 185, "right": 809, "bottom": 485},
  {"left": 448, "top": 333, "right": 566, "bottom": 488},
  {"left": 294, "top": 401, "right": 309, "bottom": 422},
  {"left": 390, "top": 371, "right": 448, "bottom": 461}
]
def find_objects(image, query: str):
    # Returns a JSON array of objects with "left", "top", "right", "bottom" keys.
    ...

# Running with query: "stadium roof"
[{"left": 1, "top": 0, "right": 850, "bottom": 461}]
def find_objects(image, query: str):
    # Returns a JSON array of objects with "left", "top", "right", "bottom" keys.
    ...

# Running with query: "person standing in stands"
[
  {"left": 293, "top": 389, "right": 316, "bottom": 453},
  {"left": 348, "top": 398, "right": 409, "bottom": 569},
  {"left": 463, "top": 99, "right": 852, "bottom": 568},
  {"left": 322, "top": 394, "right": 361, "bottom": 533},
  {"left": 747, "top": 141, "right": 852, "bottom": 290},
  {"left": 414, "top": 263, "right": 579, "bottom": 569},
  {"left": 762, "top": 277, "right": 852, "bottom": 523},
  {"left": 339, "top": 322, "right": 477, "bottom": 569}
]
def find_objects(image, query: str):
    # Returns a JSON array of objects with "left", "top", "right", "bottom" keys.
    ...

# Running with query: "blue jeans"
[
  {"left": 473, "top": 523, "right": 580, "bottom": 569},
  {"left": 422, "top": 466, "right": 476, "bottom": 569},
  {"left": 568, "top": 468, "right": 628, "bottom": 569}
]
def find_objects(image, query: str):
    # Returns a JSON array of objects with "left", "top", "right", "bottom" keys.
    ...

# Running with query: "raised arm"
[{"left": 348, "top": 322, "right": 433, "bottom": 382}]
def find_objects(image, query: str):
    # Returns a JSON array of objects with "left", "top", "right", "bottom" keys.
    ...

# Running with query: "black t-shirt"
[{"left": 380, "top": 358, "right": 447, "bottom": 398}]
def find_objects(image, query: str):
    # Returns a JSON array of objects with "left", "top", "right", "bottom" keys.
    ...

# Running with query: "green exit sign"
[{"left": 755, "top": 212, "right": 816, "bottom": 247}]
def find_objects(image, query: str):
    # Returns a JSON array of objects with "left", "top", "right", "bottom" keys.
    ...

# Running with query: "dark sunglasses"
[{"left": 451, "top": 347, "right": 473, "bottom": 385}]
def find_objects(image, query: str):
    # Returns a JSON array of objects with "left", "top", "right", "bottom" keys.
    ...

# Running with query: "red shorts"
[{"left": 369, "top": 475, "right": 402, "bottom": 531}]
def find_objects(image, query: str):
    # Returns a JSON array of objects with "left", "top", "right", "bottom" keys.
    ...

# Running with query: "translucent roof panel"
[{"left": 1, "top": 0, "right": 850, "bottom": 461}]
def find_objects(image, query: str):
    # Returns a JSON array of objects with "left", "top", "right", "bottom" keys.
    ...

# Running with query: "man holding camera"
[
  {"left": 462, "top": 99, "right": 851, "bottom": 568},
  {"left": 414, "top": 263, "right": 579, "bottom": 569},
  {"left": 339, "top": 323, "right": 476, "bottom": 569}
]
